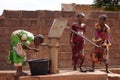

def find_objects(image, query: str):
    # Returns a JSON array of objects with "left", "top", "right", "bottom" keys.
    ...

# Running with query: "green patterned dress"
[{"left": 8, "top": 30, "right": 34, "bottom": 66}]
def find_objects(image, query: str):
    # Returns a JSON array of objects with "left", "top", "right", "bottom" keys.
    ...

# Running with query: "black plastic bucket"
[{"left": 27, "top": 59, "right": 49, "bottom": 75}]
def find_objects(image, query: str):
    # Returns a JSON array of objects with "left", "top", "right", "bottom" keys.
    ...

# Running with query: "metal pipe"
[{"left": 66, "top": 27, "right": 99, "bottom": 47}]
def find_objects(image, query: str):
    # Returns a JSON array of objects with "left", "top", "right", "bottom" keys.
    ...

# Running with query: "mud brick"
[
  {"left": 62, "top": 28, "right": 71, "bottom": 35},
  {"left": 114, "top": 20, "right": 120, "bottom": 27},
  {"left": 61, "top": 11, "right": 75, "bottom": 18},
  {"left": 21, "top": 27, "right": 40, "bottom": 35},
  {"left": 85, "top": 35, "right": 94, "bottom": 41},
  {"left": 0, "top": 36, "right": 11, "bottom": 44},
  {"left": 0, "top": 62, "right": 13, "bottom": 70},
  {"left": 38, "top": 10, "right": 54, "bottom": 18},
  {"left": 110, "top": 43, "right": 120, "bottom": 51},
  {"left": 39, "top": 46, "right": 49, "bottom": 58},
  {"left": 0, "top": 27, "right": 13, "bottom": 36},
  {"left": 31, "top": 19, "right": 38, "bottom": 27},
  {"left": 109, "top": 52, "right": 120, "bottom": 58},
  {"left": 39, "top": 18, "right": 46, "bottom": 26},
  {"left": 54, "top": 11, "right": 61, "bottom": 18},
  {"left": 0, "top": 19, "right": 4, "bottom": 27},
  {"left": 39, "top": 18, "right": 47, "bottom": 28},
  {"left": 84, "top": 43, "right": 94, "bottom": 51},
  {"left": 62, "top": 17, "right": 75, "bottom": 25},
  {"left": 0, "top": 10, "right": 120, "bottom": 70},
  {"left": 89, "top": 12, "right": 106, "bottom": 19},
  {"left": 67, "top": 18, "right": 75, "bottom": 27},
  {"left": 85, "top": 27, "right": 94, "bottom": 36},
  {"left": 59, "top": 43, "right": 71, "bottom": 52},
  {"left": 106, "top": 19, "right": 114, "bottom": 27},
  {"left": 60, "top": 35, "right": 70, "bottom": 43},
  {"left": 59, "top": 52, "right": 72, "bottom": 60},
  {"left": 58, "top": 60, "right": 72, "bottom": 68},
  {"left": 40, "top": 26, "right": 51, "bottom": 35},
  {"left": 111, "top": 27, "right": 120, "bottom": 35},
  {"left": 0, "top": 27, "right": 5, "bottom": 36},
  {"left": 37, "top": 10, "right": 46, "bottom": 18},
  {"left": 21, "top": 19, "right": 31, "bottom": 27},
  {"left": 111, "top": 36, "right": 120, "bottom": 43},
  {"left": 109, "top": 58, "right": 120, "bottom": 66},
  {"left": 27, "top": 47, "right": 49, "bottom": 59},
  {"left": 106, "top": 12, "right": 120, "bottom": 20},
  {"left": 45, "top": 18, "right": 54, "bottom": 26},
  {"left": 22, "top": 11, "right": 38, "bottom": 19},
  {"left": 44, "top": 10, "right": 54, "bottom": 18},
  {"left": 3, "top": 10, "right": 22, "bottom": 18},
  {"left": 4, "top": 18, "right": 22, "bottom": 27},
  {"left": 86, "top": 19, "right": 97, "bottom": 27}
]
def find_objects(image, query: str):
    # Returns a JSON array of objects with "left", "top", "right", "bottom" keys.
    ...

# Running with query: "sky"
[{"left": 0, "top": 0, "right": 94, "bottom": 15}]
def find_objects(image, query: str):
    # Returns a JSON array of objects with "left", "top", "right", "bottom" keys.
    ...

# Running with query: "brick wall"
[{"left": 0, "top": 10, "right": 119, "bottom": 70}]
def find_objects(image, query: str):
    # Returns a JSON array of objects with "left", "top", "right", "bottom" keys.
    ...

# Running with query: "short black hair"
[
  {"left": 98, "top": 14, "right": 107, "bottom": 20},
  {"left": 34, "top": 34, "right": 44, "bottom": 43}
]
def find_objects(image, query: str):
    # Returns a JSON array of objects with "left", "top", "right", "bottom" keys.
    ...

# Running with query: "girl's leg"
[
  {"left": 73, "top": 65, "right": 77, "bottom": 70},
  {"left": 16, "top": 66, "right": 22, "bottom": 76}
]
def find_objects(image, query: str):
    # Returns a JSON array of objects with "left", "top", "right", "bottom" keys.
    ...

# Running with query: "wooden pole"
[
  {"left": 48, "top": 38, "right": 59, "bottom": 73},
  {"left": 48, "top": 19, "right": 68, "bottom": 74}
]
